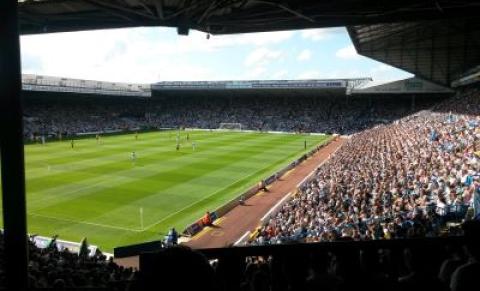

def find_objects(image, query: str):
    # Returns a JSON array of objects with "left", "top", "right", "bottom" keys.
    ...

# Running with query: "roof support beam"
[
  {"left": 154, "top": 0, "right": 165, "bottom": 20},
  {"left": 252, "top": 0, "right": 315, "bottom": 23},
  {"left": 446, "top": 23, "right": 451, "bottom": 84},
  {"left": 137, "top": 0, "right": 157, "bottom": 18},
  {"left": 83, "top": 0, "right": 158, "bottom": 21},
  {"left": 462, "top": 27, "right": 469, "bottom": 77},
  {"left": 430, "top": 31, "right": 435, "bottom": 84}
]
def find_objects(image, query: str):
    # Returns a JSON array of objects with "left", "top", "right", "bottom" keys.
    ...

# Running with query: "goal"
[{"left": 219, "top": 123, "right": 243, "bottom": 131}]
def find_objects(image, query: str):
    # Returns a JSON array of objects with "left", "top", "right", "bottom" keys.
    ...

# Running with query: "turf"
[{"left": 0, "top": 130, "right": 331, "bottom": 252}]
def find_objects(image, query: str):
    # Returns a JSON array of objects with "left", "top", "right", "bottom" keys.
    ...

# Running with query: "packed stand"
[
  {"left": 23, "top": 94, "right": 148, "bottom": 140},
  {"left": 134, "top": 220, "right": 480, "bottom": 291},
  {"left": 146, "top": 95, "right": 437, "bottom": 135},
  {"left": 22, "top": 94, "right": 441, "bottom": 140},
  {"left": 0, "top": 232, "right": 137, "bottom": 290},
  {"left": 253, "top": 87, "right": 480, "bottom": 245}
]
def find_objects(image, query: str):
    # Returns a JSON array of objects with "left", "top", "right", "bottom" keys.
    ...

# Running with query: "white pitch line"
[
  {"left": 28, "top": 212, "right": 141, "bottom": 232},
  {"left": 143, "top": 136, "right": 328, "bottom": 231},
  {"left": 28, "top": 160, "right": 255, "bottom": 234},
  {"left": 28, "top": 135, "right": 325, "bottom": 235},
  {"left": 141, "top": 176, "right": 249, "bottom": 231},
  {"left": 30, "top": 144, "right": 299, "bottom": 234},
  {"left": 234, "top": 231, "right": 251, "bottom": 246}
]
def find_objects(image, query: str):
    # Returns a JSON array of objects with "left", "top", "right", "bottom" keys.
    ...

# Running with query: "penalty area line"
[
  {"left": 28, "top": 212, "right": 142, "bottom": 232},
  {"left": 142, "top": 138, "right": 322, "bottom": 231},
  {"left": 141, "top": 175, "right": 251, "bottom": 231}
]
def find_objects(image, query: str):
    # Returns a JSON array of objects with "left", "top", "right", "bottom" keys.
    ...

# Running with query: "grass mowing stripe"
[
  {"left": 26, "top": 131, "right": 266, "bottom": 183},
  {"left": 26, "top": 132, "right": 264, "bottom": 202},
  {"left": 25, "top": 131, "right": 240, "bottom": 180},
  {"left": 31, "top": 133, "right": 293, "bottom": 221},
  {"left": 89, "top": 133, "right": 309, "bottom": 228},
  {"left": 0, "top": 131, "right": 331, "bottom": 251},
  {"left": 27, "top": 133, "right": 288, "bottom": 224},
  {"left": 43, "top": 134, "right": 328, "bottom": 246}
]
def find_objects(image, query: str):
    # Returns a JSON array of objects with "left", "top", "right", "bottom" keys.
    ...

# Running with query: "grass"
[{"left": 0, "top": 130, "right": 331, "bottom": 252}]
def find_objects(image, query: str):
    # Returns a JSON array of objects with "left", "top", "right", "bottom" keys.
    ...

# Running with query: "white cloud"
[
  {"left": 335, "top": 45, "right": 359, "bottom": 59},
  {"left": 370, "top": 64, "right": 393, "bottom": 73},
  {"left": 20, "top": 27, "right": 295, "bottom": 83},
  {"left": 301, "top": 29, "right": 331, "bottom": 41},
  {"left": 207, "top": 30, "right": 294, "bottom": 47},
  {"left": 244, "top": 47, "right": 283, "bottom": 67},
  {"left": 295, "top": 63, "right": 411, "bottom": 84},
  {"left": 245, "top": 66, "right": 268, "bottom": 79},
  {"left": 297, "top": 49, "right": 312, "bottom": 61},
  {"left": 327, "top": 69, "right": 364, "bottom": 79},
  {"left": 297, "top": 70, "right": 322, "bottom": 79},
  {"left": 173, "top": 30, "right": 295, "bottom": 53},
  {"left": 296, "top": 69, "right": 373, "bottom": 80},
  {"left": 271, "top": 70, "right": 288, "bottom": 79},
  {"left": 20, "top": 29, "right": 218, "bottom": 83},
  {"left": 365, "top": 64, "right": 413, "bottom": 87}
]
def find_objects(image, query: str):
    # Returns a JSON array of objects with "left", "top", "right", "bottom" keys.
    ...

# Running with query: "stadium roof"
[
  {"left": 153, "top": 78, "right": 370, "bottom": 90},
  {"left": 351, "top": 77, "right": 454, "bottom": 95},
  {"left": 18, "top": 0, "right": 480, "bottom": 35},
  {"left": 348, "top": 17, "right": 480, "bottom": 87},
  {"left": 152, "top": 78, "right": 371, "bottom": 97},
  {"left": 22, "top": 74, "right": 151, "bottom": 97},
  {"left": 452, "top": 65, "right": 480, "bottom": 87}
]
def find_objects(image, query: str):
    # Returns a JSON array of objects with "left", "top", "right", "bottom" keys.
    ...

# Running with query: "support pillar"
[{"left": 0, "top": 1, "right": 29, "bottom": 290}]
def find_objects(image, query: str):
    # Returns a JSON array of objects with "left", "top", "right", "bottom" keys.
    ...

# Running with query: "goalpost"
[{"left": 218, "top": 123, "right": 243, "bottom": 131}]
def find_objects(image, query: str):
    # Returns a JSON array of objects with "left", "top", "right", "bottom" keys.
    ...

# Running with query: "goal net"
[{"left": 219, "top": 123, "right": 243, "bottom": 131}]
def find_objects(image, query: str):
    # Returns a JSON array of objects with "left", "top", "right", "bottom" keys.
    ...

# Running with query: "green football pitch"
[{"left": 0, "top": 130, "right": 331, "bottom": 252}]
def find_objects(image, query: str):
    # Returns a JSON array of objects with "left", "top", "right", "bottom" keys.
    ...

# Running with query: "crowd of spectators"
[
  {"left": 1, "top": 221, "right": 477, "bottom": 291},
  {"left": 253, "top": 87, "right": 480, "bottom": 245},
  {"left": 135, "top": 220, "right": 480, "bottom": 291},
  {"left": 23, "top": 98, "right": 147, "bottom": 139},
  {"left": 144, "top": 95, "right": 437, "bottom": 135},
  {"left": 22, "top": 94, "right": 440, "bottom": 139},
  {"left": 0, "top": 232, "right": 137, "bottom": 290}
]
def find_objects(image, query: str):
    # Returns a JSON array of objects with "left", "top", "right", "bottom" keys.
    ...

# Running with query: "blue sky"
[{"left": 20, "top": 27, "right": 412, "bottom": 85}]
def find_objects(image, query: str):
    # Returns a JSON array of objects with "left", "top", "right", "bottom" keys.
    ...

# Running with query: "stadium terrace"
[{"left": 1, "top": 0, "right": 480, "bottom": 290}]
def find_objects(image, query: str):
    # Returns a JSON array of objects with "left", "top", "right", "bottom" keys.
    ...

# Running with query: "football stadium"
[{"left": 1, "top": 0, "right": 480, "bottom": 290}]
